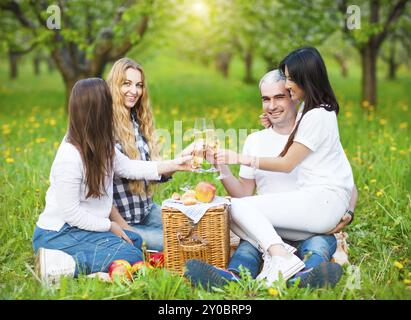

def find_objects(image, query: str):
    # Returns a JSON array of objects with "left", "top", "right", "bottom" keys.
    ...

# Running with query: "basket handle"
[
  {"left": 176, "top": 219, "right": 208, "bottom": 246},
  {"left": 177, "top": 232, "right": 208, "bottom": 246}
]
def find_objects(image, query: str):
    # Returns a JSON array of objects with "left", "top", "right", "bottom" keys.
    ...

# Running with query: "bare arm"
[
  {"left": 327, "top": 184, "right": 358, "bottom": 234},
  {"left": 348, "top": 184, "right": 358, "bottom": 212},
  {"left": 216, "top": 164, "right": 256, "bottom": 198},
  {"left": 109, "top": 205, "right": 134, "bottom": 232},
  {"left": 217, "top": 142, "right": 311, "bottom": 173}
]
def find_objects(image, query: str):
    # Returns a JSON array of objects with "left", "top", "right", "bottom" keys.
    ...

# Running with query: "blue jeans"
[
  {"left": 32, "top": 224, "right": 143, "bottom": 277},
  {"left": 129, "top": 203, "right": 163, "bottom": 251},
  {"left": 228, "top": 235, "right": 337, "bottom": 279}
]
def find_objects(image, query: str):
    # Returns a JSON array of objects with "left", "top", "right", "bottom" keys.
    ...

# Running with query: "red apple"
[
  {"left": 131, "top": 261, "right": 154, "bottom": 274},
  {"left": 147, "top": 252, "right": 165, "bottom": 268},
  {"left": 108, "top": 259, "right": 132, "bottom": 280},
  {"left": 195, "top": 182, "right": 216, "bottom": 203}
]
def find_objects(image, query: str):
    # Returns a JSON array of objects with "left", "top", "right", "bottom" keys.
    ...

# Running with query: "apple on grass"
[
  {"left": 195, "top": 182, "right": 216, "bottom": 203},
  {"left": 108, "top": 259, "right": 133, "bottom": 281},
  {"left": 147, "top": 252, "right": 165, "bottom": 268},
  {"left": 131, "top": 261, "right": 154, "bottom": 274}
]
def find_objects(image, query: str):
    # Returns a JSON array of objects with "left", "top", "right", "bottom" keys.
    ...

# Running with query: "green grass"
[{"left": 0, "top": 52, "right": 410, "bottom": 300}]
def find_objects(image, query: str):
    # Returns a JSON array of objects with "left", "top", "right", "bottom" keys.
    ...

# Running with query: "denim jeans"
[
  {"left": 32, "top": 224, "right": 143, "bottom": 277},
  {"left": 228, "top": 235, "right": 337, "bottom": 279},
  {"left": 129, "top": 203, "right": 163, "bottom": 252}
]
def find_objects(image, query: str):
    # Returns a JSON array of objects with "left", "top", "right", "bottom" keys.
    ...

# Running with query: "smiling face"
[
  {"left": 260, "top": 80, "right": 297, "bottom": 128},
  {"left": 284, "top": 66, "right": 305, "bottom": 101},
  {"left": 121, "top": 68, "right": 144, "bottom": 109}
]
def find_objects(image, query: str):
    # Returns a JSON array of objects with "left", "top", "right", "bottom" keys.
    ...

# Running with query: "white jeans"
[{"left": 229, "top": 187, "right": 348, "bottom": 253}]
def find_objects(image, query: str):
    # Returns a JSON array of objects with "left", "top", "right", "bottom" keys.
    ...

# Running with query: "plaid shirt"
[{"left": 113, "top": 111, "right": 165, "bottom": 224}]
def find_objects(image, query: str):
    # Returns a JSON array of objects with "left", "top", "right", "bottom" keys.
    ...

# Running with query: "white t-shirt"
[
  {"left": 293, "top": 108, "right": 354, "bottom": 202},
  {"left": 239, "top": 128, "right": 298, "bottom": 194},
  {"left": 36, "top": 138, "right": 161, "bottom": 232}
]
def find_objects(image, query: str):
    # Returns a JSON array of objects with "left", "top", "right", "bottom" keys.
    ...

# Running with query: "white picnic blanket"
[{"left": 161, "top": 196, "right": 230, "bottom": 224}]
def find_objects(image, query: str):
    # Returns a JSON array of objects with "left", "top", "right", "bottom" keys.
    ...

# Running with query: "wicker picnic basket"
[{"left": 162, "top": 204, "right": 230, "bottom": 275}]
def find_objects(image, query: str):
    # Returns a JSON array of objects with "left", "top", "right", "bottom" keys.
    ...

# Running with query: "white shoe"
[
  {"left": 35, "top": 248, "right": 76, "bottom": 286},
  {"left": 265, "top": 255, "right": 305, "bottom": 286},
  {"left": 256, "top": 252, "right": 272, "bottom": 281},
  {"left": 256, "top": 243, "right": 297, "bottom": 281},
  {"left": 283, "top": 242, "right": 297, "bottom": 254}
]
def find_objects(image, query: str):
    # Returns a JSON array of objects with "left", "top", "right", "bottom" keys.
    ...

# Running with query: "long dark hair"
[
  {"left": 67, "top": 78, "right": 115, "bottom": 198},
  {"left": 278, "top": 46, "right": 339, "bottom": 156}
]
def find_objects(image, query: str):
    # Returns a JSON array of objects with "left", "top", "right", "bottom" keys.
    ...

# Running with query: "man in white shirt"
[{"left": 185, "top": 69, "right": 357, "bottom": 289}]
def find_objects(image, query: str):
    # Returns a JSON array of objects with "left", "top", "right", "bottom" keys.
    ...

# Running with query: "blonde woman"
[{"left": 107, "top": 58, "right": 185, "bottom": 252}]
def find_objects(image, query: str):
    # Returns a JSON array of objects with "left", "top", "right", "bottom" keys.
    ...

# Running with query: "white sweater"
[{"left": 36, "top": 138, "right": 161, "bottom": 232}]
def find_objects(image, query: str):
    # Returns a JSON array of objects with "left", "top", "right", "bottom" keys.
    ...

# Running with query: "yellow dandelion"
[
  {"left": 171, "top": 108, "right": 178, "bottom": 116},
  {"left": 268, "top": 288, "right": 278, "bottom": 296},
  {"left": 5, "top": 158, "right": 14, "bottom": 164},
  {"left": 344, "top": 111, "right": 352, "bottom": 118},
  {"left": 376, "top": 190, "right": 384, "bottom": 197},
  {"left": 390, "top": 146, "right": 397, "bottom": 152},
  {"left": 370, "top": 179, "right": 376, "bottom": 184},
  {"left": 15, "top": 147, "right": 21, "bottom": 152},
  {"left": 399, "top": 150, "right": 406, "bottom": 155},
  {"left": 367, "top": 115, "right": 374, "bottom": 122},
  {"left": 404, "top": 279, "right": 411, "bottom": 285},
  {"left": 379, "top": 118, "right": 387, "bottom": 126},
  {"left": 29, "top": 116, "right": 36, "bottom": 122},
  {"left": 49, "top": 119, "right": 57, "bottom": 126},
  {"left": 394, "top": 261, "right": 404, "bottom": 270},
  {"left": 3, "top": 127, "right": 11, "bottom": 135},
  {"left": 53, "top": 142, "right": 59, "bottom": 149},
  {"left": 35, "top": 137, "right": 46, "bottom": 144},
  {"left": 363, "top": 185, "right": 369, "bottom": 191},
  {"left": 362, "top": 100, "right": 370, "bottom": 108},
  {"left": 368, "top": 165, "right": 373, "bottom": 171},
  {"left": 399, "top": 122, "right": 408, "bottom": 129}
]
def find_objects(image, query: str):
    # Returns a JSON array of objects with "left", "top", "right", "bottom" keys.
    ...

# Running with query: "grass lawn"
[{"left": 0, "top": 51, "right": 410, "bottom": 300}]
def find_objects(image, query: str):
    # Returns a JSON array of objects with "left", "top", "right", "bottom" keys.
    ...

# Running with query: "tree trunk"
[
  {"left": 215, "top": 51, "right": 232, "bottom": 78},
  {"left": 64, "top": 77, "right": 82, "bottom": 110},
  {"left": 360, "top": 44, "right": 378, "bottom": 108},
  {"left": 243, "top": 51, "right": 254, "bottom": 84},
  {"left": 33, "top": 55, "right": 41, "bottom": 76},
  {"left": 333, "top": 52, "right": 348, "bottom": 78},
  {"left": 387, "top": 41, "right": 397, "bottom": 80},
  {"left": 47, "top": 57, "right": 55, "bottom": 73},
  {"left": 8, "top": 51, "right": 19, "bottom": 79}
]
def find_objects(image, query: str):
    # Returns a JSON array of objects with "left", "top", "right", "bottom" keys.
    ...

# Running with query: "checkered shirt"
[{"left": 113, "top": 111, "right": 154, "bottom": 224}]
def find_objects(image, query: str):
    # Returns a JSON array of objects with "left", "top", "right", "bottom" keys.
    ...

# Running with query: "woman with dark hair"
[
  {"left": 213, "top": 47, "right": 354, "bottom": 285},
  {"left": 32, "top": 78, "right": 192, "bottom": 285}
]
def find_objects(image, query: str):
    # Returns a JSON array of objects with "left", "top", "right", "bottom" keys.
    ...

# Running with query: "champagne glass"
[
  {"left": 191, "top": 118, "right": 206, "bottom": 172},
  {"left": 204, "top": 119, "right": 219, "bottom": 173}
]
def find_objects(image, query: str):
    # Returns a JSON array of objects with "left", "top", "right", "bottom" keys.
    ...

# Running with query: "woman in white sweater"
[{"left": 33, "top": 78, "right": 192, "bottom": 285}]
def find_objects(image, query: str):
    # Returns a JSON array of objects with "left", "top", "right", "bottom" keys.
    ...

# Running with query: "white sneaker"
[
  {"left": 265, "top": 255, "right": 305, "bottom": 286},
  {"left": 283, "top": 242, "right": 297, "bottom": 254},
  {"left": 256, "top": 252, "right": 272, "bottom": 281},
  {"left": 35, "top": 248, "right": 76, "bottom": 286},
  {"left": 256, "top": 243, "right": 297, "bottom": 281}
]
